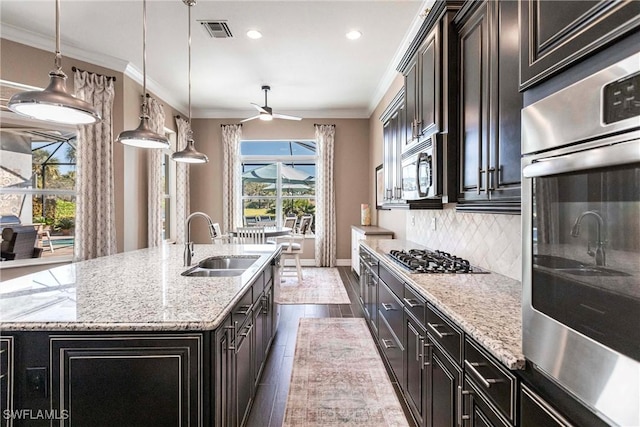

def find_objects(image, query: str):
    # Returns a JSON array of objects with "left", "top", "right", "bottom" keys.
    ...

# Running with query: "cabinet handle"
[
  {"left": 225, "top": 322, "right": 237, "bottom": 351},
  {"left": 381, "top": 339, "right": 396, "bottom": 349},
  {"left": 464, "top": 360, "right": 503, "bottom": 388},
  {"left": 427, "top": 322, "right": 454, "bottom": 339},
  {"left": 423, "top": 340, "right": 432, "bottom": 368},
  {"left": 477, "top": 168, "right": 485, "bottom": 195},
  {"left": 381, "top": 303, "right": 395, "bottom": 311},
  {"left": 487, "top": 167, "right": 496, "bottom": 192},
  {"left": 457, "top": 385, "right": 471, "bottom": 426},
  {"left": 262, "top": 295, "right": 269, "bottom": 315},
  {"left": 0, "top": 374, "right": 5, "bottom": 380},
  {"left": 240, "top": 323, "right": 253, "bottom": 337},
  {"left": 403, "top": 298, "right": 422, "bottom": 308},
  {"left": 235, "top": 304, "right": 253, "bottom": 316}
]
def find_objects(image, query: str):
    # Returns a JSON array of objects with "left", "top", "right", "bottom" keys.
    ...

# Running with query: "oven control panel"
[{"left": 604, "top": 71, "right": 640, "bottom": 124}]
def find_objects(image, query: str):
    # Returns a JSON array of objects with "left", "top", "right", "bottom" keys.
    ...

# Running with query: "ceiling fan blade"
[
  {"left": 273, "top": 113, "right": 302, "bottom": 121},
  {"left": 251, "top": 103, "right": 268, "bottom": 114},
  {"left": 240, "top": 114, "right": 260, "bottom": 123}
]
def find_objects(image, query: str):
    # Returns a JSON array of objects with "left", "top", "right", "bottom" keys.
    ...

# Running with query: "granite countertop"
[
  {"left": 351, "top": 224, "right": 395, "bottom": 235},
  {"left": 0, "top": 244, "right": 280, "bottom": 332},
  {"left": 361, "top": 239, "right": 525, "bottom": 370}
]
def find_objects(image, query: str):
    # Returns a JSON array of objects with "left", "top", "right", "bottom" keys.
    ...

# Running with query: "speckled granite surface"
[
  {"left": 0, "top": 244, "right": 279, "bottom": 331},
  {"left": 361, "top": 239, "right": 525, "bottom": 370}
]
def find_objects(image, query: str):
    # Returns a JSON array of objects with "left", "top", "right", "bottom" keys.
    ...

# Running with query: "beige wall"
[{"left": 190, "top": 118, "right": 370, "bottom": 261}]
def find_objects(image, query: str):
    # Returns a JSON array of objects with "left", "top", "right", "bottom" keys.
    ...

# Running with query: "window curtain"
[
  {"left": 174, "top": 116, "right": 191, "bottom": 244},
  {"left": 221, "top": 124, "right": 243, "bottom": 234},
  {"left": 73, "top": 70, "right": 116, "bottom": 261},
  {"left": 147, "top": 96, "right": 166, "bottom": 247},
  {"left": 314, "top": 124, "right": 336, "bottom": 267}
]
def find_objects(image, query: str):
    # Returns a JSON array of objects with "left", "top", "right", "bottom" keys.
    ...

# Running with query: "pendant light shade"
[
  {"left": 7, "top": 0, "right": 100, "bottom": 125},
  {"left": 117, "top": 0, "right": 169, "bottom": 149},
  {"left": 172, "top": 0, "right": 208, "bottom": 164}
]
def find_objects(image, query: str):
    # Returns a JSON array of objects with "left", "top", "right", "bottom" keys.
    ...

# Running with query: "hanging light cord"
[
  {"left": 186, "top": 0, "right": 196, "bottom": 139},
  {"left": 141, "top": 0, "right": 149, "bottom": 118},
  {"left": 54, "top": 0, "right": 62, "bottom": 71}
]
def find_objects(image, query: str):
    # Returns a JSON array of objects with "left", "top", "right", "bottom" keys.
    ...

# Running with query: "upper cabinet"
[
  {"left": 454, "top": 0, "right": 522, "bottom": 214},
  {"left": 381, "top": 90, "right": 405, "bottom": 205},
  {"left": 519, "top": 0, "right": 640, "bottom": 90}
]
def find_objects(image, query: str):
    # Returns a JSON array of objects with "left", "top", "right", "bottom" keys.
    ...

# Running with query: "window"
[
  {"left": 240, "top": 140, "right": 316, "bottom": 231},
  {"left": 161, "top": 131, "right": 177, "bottom": 242},
  {"left": 0, "top": 127, "right": 77, "bottom": 260}
]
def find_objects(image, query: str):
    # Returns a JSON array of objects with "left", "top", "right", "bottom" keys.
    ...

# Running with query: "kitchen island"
[{"left": 0, "top": 243, "right": 281, "bottom": 427}]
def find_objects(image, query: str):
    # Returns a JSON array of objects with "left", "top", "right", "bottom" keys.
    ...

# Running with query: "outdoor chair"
[{"left": 1, "top": 226, "right": 43, "bottom": 260}]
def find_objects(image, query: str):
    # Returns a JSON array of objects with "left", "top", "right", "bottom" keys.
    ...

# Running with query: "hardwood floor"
[{"left": 246, "top": 266, "right": 416, "bottom": 427}]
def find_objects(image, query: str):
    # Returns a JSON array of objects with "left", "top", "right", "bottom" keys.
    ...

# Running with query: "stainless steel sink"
[
  {"left": 181, "top": 255, "right": 259, "bottom": 277},
  {"left": 533, "top": 255, "right": 629, "bottom": 276}
]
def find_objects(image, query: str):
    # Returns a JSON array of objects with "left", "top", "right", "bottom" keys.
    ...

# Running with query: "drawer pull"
[
  {"left": 457, "top": 385, "right": 471, "bottom": 425},
  {"left": 464, "top": 360, "right": 503, "bottom": 389},
  {"left": 225, "top": 323, "right": 237, "bottom": 351},
  {"left": 0, "top": 374, "right": 5, "bottom": 380},
  {"left": 403, "top": 298, "right": 422, "bottom": 308},
  {"left": 427, "top": 322, "right": 454, "bottom": 339},
  {"left": 381, "top": 303, "right": 395, "bottom": 311},
  {"left": 235, "top": 304, "right": 253, "bottom": 316},
  {"left": 381, "top": 339, "right": 396, "bottom": 349},
  {"left": 239, "top": 323, "right": 253, "bottom": 337}
]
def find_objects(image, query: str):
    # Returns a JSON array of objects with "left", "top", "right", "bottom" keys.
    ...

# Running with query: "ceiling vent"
[{"left": 199, "top": 21, "right": 233, "bottom": 38}]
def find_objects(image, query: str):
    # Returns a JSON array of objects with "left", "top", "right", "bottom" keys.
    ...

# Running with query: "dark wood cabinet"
[
  {"left": 428, "top": 342, "right": 461, "bottom": 427},
  {"left": 519, "top": 0, "right": 640, "bottom": 90},
  {"left": 455, "top": 0, "right": 522, "bottom": 213},
  {"left": 235, "top": 316, "right": 254, "bottom": 427},
  {"left": 381, "top": 90, "right": 406, "bottom": 204},
  {"left": 520, "top": 384, "right": 573, "bottom": 427},
  {"left": 405, "top": 314, "right": 427, "bottom": 426},
  {"left": 50, "top": 333, "right": 204, "bottom": 427},
  {"left": 463, "top": 377, "right": 511, "bottom": 427},
  {"left": 0, "top": 337, "right": 13, "bottom": 427},
  {"left": 215, "top": 316, "right": 233, "bottom": 427}
]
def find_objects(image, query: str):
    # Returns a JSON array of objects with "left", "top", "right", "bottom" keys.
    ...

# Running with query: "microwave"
[{"left": 401, "top": 135, "right": 441, "bottom": 200}]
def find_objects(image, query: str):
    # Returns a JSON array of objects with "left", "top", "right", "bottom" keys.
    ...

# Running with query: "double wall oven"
[{"left": 522, "top": 53, "right": 639, "bottom": 426}]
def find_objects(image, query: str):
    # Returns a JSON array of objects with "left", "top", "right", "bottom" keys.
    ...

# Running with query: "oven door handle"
[{"left": 523, "top": 139, "right": 640, "bottom": 178}]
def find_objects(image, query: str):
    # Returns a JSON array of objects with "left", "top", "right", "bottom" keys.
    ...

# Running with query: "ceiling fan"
[{"left": 241, "top": 85, "right": 302, "bottom": 122}]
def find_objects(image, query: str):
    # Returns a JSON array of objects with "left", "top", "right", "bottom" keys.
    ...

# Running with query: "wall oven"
[
  {"left": 522, "top": 53, "right": 639, "bottom": 426},
  {"left": 401, "top": 134, "right": 441, "bottom": 200}
]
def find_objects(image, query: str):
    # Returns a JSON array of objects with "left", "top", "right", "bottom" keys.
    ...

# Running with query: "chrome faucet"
[
  {"left": 570, "top": 210, "right": 606, "bottom": 266},
  {"left": 184, "top": 211, "right": 217, "bottom": 266}
]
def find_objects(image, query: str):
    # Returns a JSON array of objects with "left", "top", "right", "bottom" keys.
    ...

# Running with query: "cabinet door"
[
  {"left": 405, "top": 59, "right": 419, "bottom": 145},
  {"left": 0, "top": 337, "right": 13, "bottom": 427},
  {"left": 520, "top": 384, "right": 573, "bottom": 427},
  {"left": 458, "top": 1, "right": 490, "bottom": 199},
  {"left": 50, "top": 334, "right": 203, "bottom": 427},
  {"left": 253, "top": 298, "right": 265, "bottom": 386},
  {"left": 428, "top": 343, "right": 461, "bottom": 427},
  {"left": 463, "top": 378, "right": 511, "bottom": 427},
  {"left": 351, "top": 229, "right": 363, "bottom": 274},
  {"left": 215, "top": 318, "right": 234, "bottom": 427},
  {"left": 235, "top": 320, "right": 254, "bottom": 427},
  {"left": 406, "top": 316, "right": 427, "bottom": 426},
  {"left": 419, "top": 25, "right": 440, "bottom": 139},
  {"left": 519, "top": 0, "right": 640, "bottom": 90}
]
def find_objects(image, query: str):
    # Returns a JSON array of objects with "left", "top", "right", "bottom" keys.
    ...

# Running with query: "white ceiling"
[{"left": 1, "top": 0, "right": 429, "bottom": 120}]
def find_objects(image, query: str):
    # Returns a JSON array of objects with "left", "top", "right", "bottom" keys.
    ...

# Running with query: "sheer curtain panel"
[
  {"left": 314, "top": 124, "right": 336, "bottom": 267},
  {"left": 175, "top": 116, "right": 191, "bottom": 244},
  {"left": 222, "top": 124, "right": 243, "bottom": 234},
  {"left": 73, "top": 70, "right": 116, "bottom": 260},
  {"left": 147, "top": 96, "right": 166, "bottom": 247}
]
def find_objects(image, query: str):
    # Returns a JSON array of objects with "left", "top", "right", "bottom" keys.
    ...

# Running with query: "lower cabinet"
[
  {"left": 0, "top": 337, "right": 14, "bottom": 427},
  {"left": 520, "top": 384, "right": 573, "bottom": 427},
  {"left": 405, "top": 314, "right": 427, "bottom": 426},
  {"left": 428, "top": 342, "right": 461, "bottom": 427},
  {"left": 462, "top": 377, "right": 511, "bottom": 427},
  {"left": 235, "top": 316, "right": 254, "bottom": 427}
]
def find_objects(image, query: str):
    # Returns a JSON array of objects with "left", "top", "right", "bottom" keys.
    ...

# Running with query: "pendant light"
[
  {"left": 7, "top": 0, "right": 101, "bottom": 125},
  {"left": 172, "top": 0, "right": 208, "bottom": 163},
  {"left": 117, "top": 0, "right": 170, "bottom": 149}
]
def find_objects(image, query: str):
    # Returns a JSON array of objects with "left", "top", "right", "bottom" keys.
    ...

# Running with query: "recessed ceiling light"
[
  {"left": 246, "top": 30, "right": 263, "bottom": 39},
  {"left": 346, "top": 30, "right": 362, "bottom": 40}
]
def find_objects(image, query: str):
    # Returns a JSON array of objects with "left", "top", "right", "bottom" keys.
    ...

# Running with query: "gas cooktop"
[{"left": 387, "top": 249, "right": 488, "bottom": 274}]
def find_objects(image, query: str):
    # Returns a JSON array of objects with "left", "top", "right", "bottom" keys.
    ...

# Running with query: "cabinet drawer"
[
  {"left": 379, "top": 313, "right": 404, "bottom": 384},
  {"left": 520, "top": 384, "right": 573, "bottom": 427},
  {"left": 379, "top": 262, "right": 404, "bottom": 297},
  {"left": 403, "top": 285, "right": 425, "bottom": 324},
  {"left": 233, "top": 288, "right": 253, "bottom": 327},
  {"left": 378, "top": 280, "right": 404, "bottom": 342},
  {"left": 464, "top": 338, "right": 516, "bottom": 423},
  {"left": 426, "top": 304, "right": 462, "bottom": 364}
]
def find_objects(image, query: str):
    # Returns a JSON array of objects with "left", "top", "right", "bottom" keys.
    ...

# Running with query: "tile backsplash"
[{"left": 406, "top": 206, "right": 522, "bottom": 281}]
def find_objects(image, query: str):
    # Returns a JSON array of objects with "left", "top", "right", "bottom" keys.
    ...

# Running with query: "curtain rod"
[
  {"left": 220, "top": 124, "right": 243, "bottom": 127},
  {"left": 314, "top": 123, "right": 335, "bottom": 127},
  {"left": 71, "top": 66, "right": 116, "bottom": 81}
]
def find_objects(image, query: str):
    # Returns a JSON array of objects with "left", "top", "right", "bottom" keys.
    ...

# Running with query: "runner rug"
[
  {"left": 283, "top": 318, "right": 410, "bottom": 426},
  {"left": 276, "top": 267, "right": 351, "bottom": 305}
]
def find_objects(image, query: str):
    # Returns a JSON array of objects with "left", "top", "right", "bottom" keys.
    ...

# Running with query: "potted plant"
[{"left": 55, "top": 217, "right": 75, "bottom": 236}]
